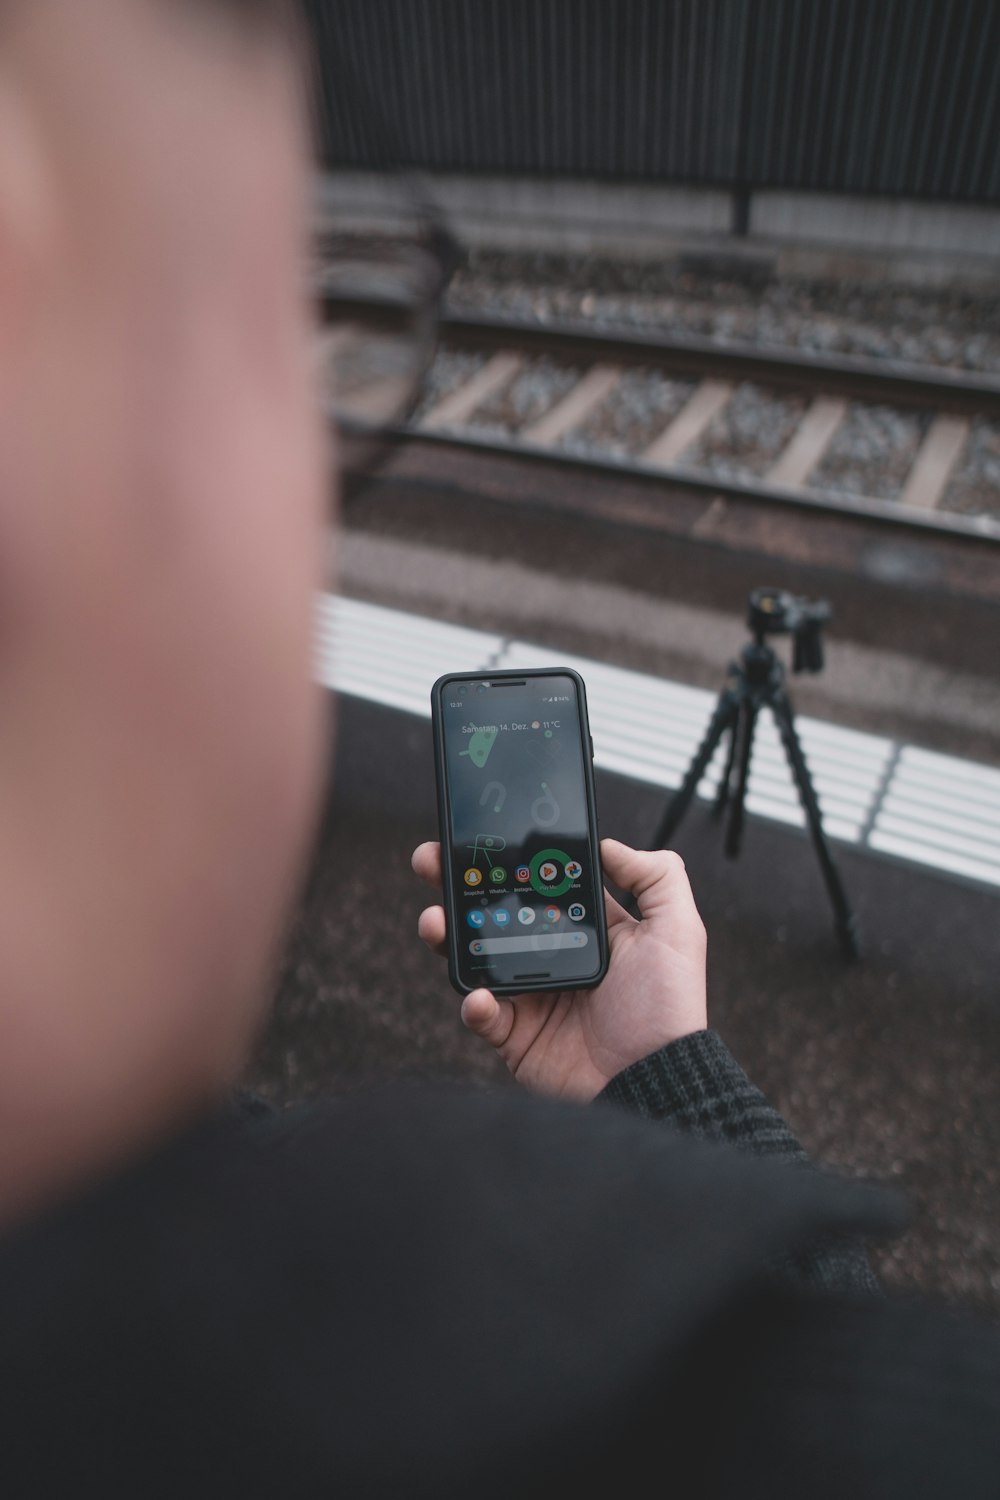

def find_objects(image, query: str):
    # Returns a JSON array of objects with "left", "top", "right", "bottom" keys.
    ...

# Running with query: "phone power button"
[{"left": 589, "top": 736, "right": 595, "bottom": 759}]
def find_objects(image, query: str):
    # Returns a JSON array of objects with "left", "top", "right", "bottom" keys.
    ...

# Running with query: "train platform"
[
  {"left": 244, "top": 581, "right": 1000, "bottom": 1320},
  {"left": 318, "top": 592, "right": 1000, "bottom": 894}
]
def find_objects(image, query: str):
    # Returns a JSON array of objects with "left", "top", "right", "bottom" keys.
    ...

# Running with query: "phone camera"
[
  {"left": 457, "top": 686, "right": 468, "bottom": 697},
  {"left": 476, "top": 682, "right": 488, "bottom": 694}
]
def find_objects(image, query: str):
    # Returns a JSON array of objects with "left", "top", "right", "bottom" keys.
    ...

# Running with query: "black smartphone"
[{"left": 431, "top": 667, "right": 610, "bottom": 996}]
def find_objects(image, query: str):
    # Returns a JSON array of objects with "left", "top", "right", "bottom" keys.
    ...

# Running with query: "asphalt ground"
[
  {"left": 245, "top": 692, "right": 1000, "bottom": 1319},
  {"left": 243, "top": 457, "right": 1000, "bottom": 1321}
]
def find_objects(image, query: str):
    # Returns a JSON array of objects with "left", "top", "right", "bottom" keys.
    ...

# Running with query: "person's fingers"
[
  {"left": 417, "top": 904, "right": 448, "bottom": 957},
  {"left": 411, "top": 841, "right": 443, "bottom": 890},
  {"left": 599, "top": 838, "right": 705, "bottom": 938},
  {"left": 460, "top": 988, "right": 516, "bottom": 1049},
  {"left": 602, "top": 882, "right": 634, "bottom": 933}
]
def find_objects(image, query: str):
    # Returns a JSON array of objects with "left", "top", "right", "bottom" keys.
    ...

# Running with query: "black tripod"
[{"left": 651, "top": 588, "right": 861, "bottom": 959}]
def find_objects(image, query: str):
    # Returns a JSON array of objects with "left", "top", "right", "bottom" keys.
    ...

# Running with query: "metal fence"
[{"left": 303, "top": 0, "right": 1000, "bottom": 203}]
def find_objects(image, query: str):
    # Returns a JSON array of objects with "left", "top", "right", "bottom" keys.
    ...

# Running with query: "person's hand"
[{"left": 411, "top": 838, "right": 707, "bottom": 1102}]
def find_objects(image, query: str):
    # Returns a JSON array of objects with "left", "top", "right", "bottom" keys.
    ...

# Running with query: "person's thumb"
[
  {"left": 460, "top": 988, "right": 516, "bottom": 1049},
  {"left": 600, "top": 838, "right": 705, "bottom": 936}
]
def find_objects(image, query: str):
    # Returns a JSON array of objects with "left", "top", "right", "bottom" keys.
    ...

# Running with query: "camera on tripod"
[
  {"left": 747, "top": 587, "right": 831, "bottom": 674},
  {"left": 649, "top": 582, "right": 860, "bottom": 958}
]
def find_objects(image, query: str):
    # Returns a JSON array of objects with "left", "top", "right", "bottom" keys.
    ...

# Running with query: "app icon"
[
  {"left": 470, "top": 940, "right": 484, "bottom": 955},
  {"left": 489, "top": 865, "right": 507, "bottom": 884},
  {"left": 515, "top": 865, "right": 531, "bottom": 883},
  {"left": 517, "top": 907, "right": 536, "bottom": 925},
  {"left": 467, "top": 910, "right": 485, "bottom": 928},
  {"left": 565, "top": 860, "right": 582, "bottom": 880},
  {"left": 528, "top": 848, "right": 575, "bottom": 897},
  {"left": 464, "top": 868, "right": 483, "bottom": 887},
  {"left": 492, "top": 907, "right": 511, "bottom": 926},
  {"left": 568, "top": 902, "right": 586, "bottom": 921},
  {"left": 544, "top": 905, "right": 560, "bottom": 922}
]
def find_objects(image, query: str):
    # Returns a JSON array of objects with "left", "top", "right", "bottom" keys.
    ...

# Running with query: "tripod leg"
[
  {"left": 652, "top": 689, "right": 739, "bottom": 851},
  {"left": 769, "top": 691, "right": 862, "bottom": 960},
  {"left": 723, "top": 697, "right": 757, "bottom": 858},
  {"left": 713, "top": 722, "right": 738, "bottom": 818}
]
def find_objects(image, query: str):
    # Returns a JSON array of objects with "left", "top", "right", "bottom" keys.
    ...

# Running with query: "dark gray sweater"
[
  {"left": 598, "top": 1027, "right": 882, "bottom": 1296},
  {"left": 0, "top": 1030, "right": 995, "bottom": 1497}
]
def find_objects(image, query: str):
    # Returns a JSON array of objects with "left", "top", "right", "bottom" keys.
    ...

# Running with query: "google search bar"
[{"left": 469, "top": 932, "right": 589, "bottom": 956}]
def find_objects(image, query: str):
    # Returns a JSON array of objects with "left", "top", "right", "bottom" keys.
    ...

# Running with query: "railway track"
[{"left": 322, "top": 295, "right": 1000, "bottom": 547}]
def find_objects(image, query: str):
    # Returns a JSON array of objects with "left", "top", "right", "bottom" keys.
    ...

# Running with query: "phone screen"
[{"left": 434, "top": 669, "right": 608, "bottom": 994}]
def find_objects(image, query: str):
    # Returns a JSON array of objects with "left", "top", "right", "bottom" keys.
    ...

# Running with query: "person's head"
[{"left": 0, "top": 0, "right": 332, "bottom": 1221}]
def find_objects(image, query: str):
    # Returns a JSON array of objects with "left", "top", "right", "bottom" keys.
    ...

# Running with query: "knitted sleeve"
[{"left": 597, "top": 1028, "right": 883, "bottom": 1298}]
